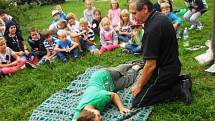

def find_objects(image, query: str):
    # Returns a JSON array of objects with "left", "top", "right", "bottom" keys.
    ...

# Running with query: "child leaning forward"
[{"left": 54, "top": 30, "right": 79, "bottom": 63}]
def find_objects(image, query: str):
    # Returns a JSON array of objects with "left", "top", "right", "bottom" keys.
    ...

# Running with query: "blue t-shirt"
[
  {"left": 167, "top": 12, "right": 182, "bottom": 25},
  {"left": 56, "top": 38, "right": 73, "bottom": 49}
]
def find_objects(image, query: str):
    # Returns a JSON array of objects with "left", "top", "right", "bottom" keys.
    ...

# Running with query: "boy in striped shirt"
[{"left": 79, "top": 17, "right": 99, "bottom": 55}]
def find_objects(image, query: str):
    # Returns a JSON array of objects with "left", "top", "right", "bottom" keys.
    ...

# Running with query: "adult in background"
[{"left": 129, "top": 0, "right": 192, "bottom": 108}]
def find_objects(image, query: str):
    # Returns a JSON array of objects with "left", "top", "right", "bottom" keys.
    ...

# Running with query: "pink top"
[
  {"left": 101, "top": 29, "right": 114, "bottom": 43},
  {"left": 108, "top": 8, "right": 121, "bottom": 28}
]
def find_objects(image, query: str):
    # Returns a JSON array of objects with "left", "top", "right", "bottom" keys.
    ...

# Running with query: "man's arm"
[
  {"left": 132, "top": 59, "right": 157, "bottom": 96},
  {"left": 111, "top": 92, "right": 130, "bottom": 114}
]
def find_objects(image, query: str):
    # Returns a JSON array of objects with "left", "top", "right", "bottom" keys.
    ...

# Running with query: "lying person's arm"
[{"left": 111, "top": 92, "right": 130, "bottom": 114}]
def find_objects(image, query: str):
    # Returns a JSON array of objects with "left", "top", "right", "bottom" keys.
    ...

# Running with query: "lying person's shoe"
[
  {"left": 180, "top": 78, "right": 192, "bottom": 104},
  {"left": 129, "top": 60, "right": 145, "bottom": 66}
]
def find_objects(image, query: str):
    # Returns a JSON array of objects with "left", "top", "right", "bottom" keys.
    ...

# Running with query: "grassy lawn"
[{"left": 0, "top": 0, "right": 214, "bottom": 121}]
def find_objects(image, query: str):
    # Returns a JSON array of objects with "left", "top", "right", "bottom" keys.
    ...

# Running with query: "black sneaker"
[
  {"left": 180, "top": 79, "right": 192, "bottom": 104},
  {"left": 179, "top": 74, "right": 192, "bottom": 92}
]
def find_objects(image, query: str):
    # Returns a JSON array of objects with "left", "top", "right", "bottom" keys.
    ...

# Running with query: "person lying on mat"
[{"left": 72, "top": 63, "right": 143, "bottom": 121}]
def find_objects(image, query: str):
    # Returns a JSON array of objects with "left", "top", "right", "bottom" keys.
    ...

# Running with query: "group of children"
[{"left": 0, "top": 0, "right": 208, "bottom": 77}]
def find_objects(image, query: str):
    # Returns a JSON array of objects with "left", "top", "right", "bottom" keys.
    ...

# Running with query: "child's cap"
[
  {"left": 160, "top": 2, "right": 170, "bottom": 9},
  {"left": 52, "top": 10, "right": 60, "bottom": 17},
  {"left": 130, "top": 23, "right": 143, "bottom": 29}
]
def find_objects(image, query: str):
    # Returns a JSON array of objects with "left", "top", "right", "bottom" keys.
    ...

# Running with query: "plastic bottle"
[{"left": 183, "top": 27, "right": 189, "bottom": 47}]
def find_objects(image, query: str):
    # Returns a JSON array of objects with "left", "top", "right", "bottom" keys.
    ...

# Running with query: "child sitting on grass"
[
  {"left": 79, "top": 17, "right": 99, "bottom": 54},
  {"left": 67, "top": 12, "right": 80, "bottom": 33},
  {"left": 54, "top": 30, "right": 79, "bottom": 63},
  {"left": 39, "top": 30, "right": 58, "bottom": 64},
  {"left": 121, "top": 24, "right": 143, "bottom": 54},
  {"left": 153, "top": 0, "right": 173, "bottom": 12},
  {"left": 160, "top": 2, "right": 182, "bottom": 31},
  {"left": 28, "top": 27, "right": 46, "bottom": 64},
  {"left": 99, "top": 17, "right": 119, "bottom": 55},
  {"left": 116, "top": 9, "right": 131, "bottom": 43},
  {"left": 183, "top": 0, "right": 208, "bottom": 30},
  {"left": 4, "top": 21, "right": 30, "bottom": 57},
  {"left": 72, "top": 63, "right": 143, "bottom": 121},
  {"left": 0, "top": 36, "right": 25, "bottom": 76},
  {"left": 92, "top": 9, "right": 102, "bottom": 35},
  {"left": 55, "top": 5, "right": 66, "bottom": 20},
  {"left": 83, "top": 0, "right": 96, "bottom": 27},
  {"left": 0, "top": 9, "right": 21, "bottom": 36},
  {"left": 108, "top": 0, "right": 121, "bottom": 28}
]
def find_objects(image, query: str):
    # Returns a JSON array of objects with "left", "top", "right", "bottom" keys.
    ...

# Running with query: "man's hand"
[
  {"left": 119, "top": 107, "right": 130, "bottom": 114},
  {"left": 173, "top": 23, "right": 178, "bottom": 30},
  {"left": 132, "top": 84, "right": 142, "bottom": 97}
]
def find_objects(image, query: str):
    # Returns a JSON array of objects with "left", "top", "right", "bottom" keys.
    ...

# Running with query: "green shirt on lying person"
[{"left": 72, "top": 69, "right": 115, "bottom": 120}]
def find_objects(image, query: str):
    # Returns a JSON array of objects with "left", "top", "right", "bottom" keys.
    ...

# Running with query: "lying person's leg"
[
  {"left": 108, "top": 64, "right": 132, "bottom": 75},
  {"left": 108, "top": 64, "right": 142, "bottom": 91}
]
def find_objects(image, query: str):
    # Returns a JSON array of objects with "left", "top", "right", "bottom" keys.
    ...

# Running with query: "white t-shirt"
[
  {"left": 68, "top": 21, "right": 80, "bottom": 33},
  {"left": 0, "top": 47, "right": 15, "bottom": 64}
]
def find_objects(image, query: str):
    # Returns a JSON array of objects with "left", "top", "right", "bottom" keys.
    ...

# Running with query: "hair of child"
[
  {"left": 160, "top": 2, "right": 170, "bottom": 9},
  {"left": 79, "top": 17, "right": 88, "bottom": 25},
  {"left": 110, "top": 0, "right": 119, "bottom": 9},
  {"left": 0, "top": 36, "right": 6, "bottom": 43},
  {"left": 55, "top": 4, "right": 62, "bottom": 10},
  {"left": 41, "top": 29, "right": 52, "bottom": 39},
  {"left": 121, "top": 9, "right": 129, "bottom": 17},
  {"left": 85, "top": 0, "right": 93, "bottom": 3},
  {"left": 77, "top": 109, "right": 96, "bottom": 121},
  {"left": 100, "top": 17, "right": 110, "bottom": 29},
  {"left": 93, "top": 9, "right": 101, "bottom": 16},
  {"left": 57, "top": 29, "right": 67, "bottom": 37},
  {"left": 0, "top": 9, "right": 6, "bottom": 16},
  {"left": 57, "top": 20, "right": 67, "bottom": 29},
  {"left": 29, "top": 27, "right": 38, "bottom": 33},
  {"left": 66, "top": 12, "right": 77, "bottom": 21}
]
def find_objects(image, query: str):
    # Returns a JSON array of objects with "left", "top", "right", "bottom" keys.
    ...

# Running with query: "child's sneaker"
[
  {"left": 123, "top": 49, "right": 132, "bottom": 54},
  {"left": 197, "top": 25, "right": 204, "bottom": 30},
  {"left": 63, "top": 58, "right": 67, "bottom": 64},
  {"left": 25, "top": 62, "right": 37, "bottom": 69},
  {"left": 189, "top": 25, "right": 197, "bottom": 30}
]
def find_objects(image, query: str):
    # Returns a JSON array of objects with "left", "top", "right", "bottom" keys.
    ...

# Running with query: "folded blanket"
[{"left": 29, "top": 66, "right": 153, "bottom": 121}]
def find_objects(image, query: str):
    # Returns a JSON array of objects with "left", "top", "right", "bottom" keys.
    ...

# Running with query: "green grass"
[{"left": 0, "top": 0, "right": 214, "bottom": 120}]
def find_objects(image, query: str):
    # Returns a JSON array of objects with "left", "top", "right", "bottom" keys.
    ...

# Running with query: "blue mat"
[{"left": 29, "top": 66, "right": 153, "bottom": 121}]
